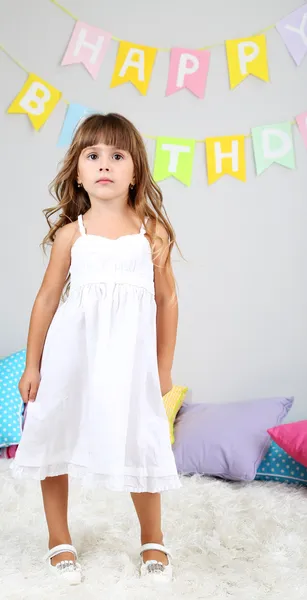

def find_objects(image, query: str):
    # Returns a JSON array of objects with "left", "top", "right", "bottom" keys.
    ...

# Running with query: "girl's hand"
[
  {"left": 159, "top": 369, "right": 173, "bottom": 397},
  {"left": 19, "top": 368, "right": 41, "bottom": 403}
]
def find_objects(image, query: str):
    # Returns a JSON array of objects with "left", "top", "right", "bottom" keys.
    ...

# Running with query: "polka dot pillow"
[
  {"left": 0, "top": 349, "right": 26, "bottom": 447},
  {"left": 255, "top": 440, "right": 307, "bottom": 486}
]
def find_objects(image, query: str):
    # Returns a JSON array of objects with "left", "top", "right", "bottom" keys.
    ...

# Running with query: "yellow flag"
[
  {"left": 8, "top": 73, "right": 62, "bottom": 131},
  {"left": 205, "top": 136, "right": 246, "bottom": 184},
  {"left": 110, "top": 41, "right": 157, "bottom": 95},
  {"left": 225, "top": 35, "right": 269, "bottom": 89}
]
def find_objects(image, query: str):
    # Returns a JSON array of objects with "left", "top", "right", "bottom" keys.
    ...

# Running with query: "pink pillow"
[{"left": 268, "top": 420, "right": 307, "bottom": 468}]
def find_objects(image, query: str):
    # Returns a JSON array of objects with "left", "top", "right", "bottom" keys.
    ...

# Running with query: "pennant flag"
[
  {"left": 166, "top": 48, "right": 210, "bottom": 98},
  {"left": 58, "top": 103, "right": 97, "bottom": 147},
  {"left": 7, "top": 73, "right": 61, "bottom": 131},
  {"left": 276, "top": 3, "right": 307, "bottom": 66},
  {"left": 296, "top": 111, "right": 307, "bottom": 149},
  {"left": 61, "top": 21, "right": 112, "bottom": 79},
  {"left": 225, "top": 35, "right": 269, "bottom": 89},
  {"left": 251, "top": 122, "right": 295, "bottom": 175},
  {"left": 153, "top": 137, "right": 195, "bottom": 185},
  {"left": 110, "top": 41, "right": 157, "bottom": 95},
  {"left": 205, "top": 136, "right": 246, "bottom": 184}
]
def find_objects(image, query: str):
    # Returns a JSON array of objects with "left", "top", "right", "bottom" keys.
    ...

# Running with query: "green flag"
[
  {"left": 153, "top": 137, "right": 195, "bottom": 185},
  {"left": 251, "top": 122, "right": 295, "bottom": 175}
]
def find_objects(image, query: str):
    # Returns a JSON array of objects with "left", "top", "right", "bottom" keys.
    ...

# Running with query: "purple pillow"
[{"left": 173, "top": 397, "right": 294, "bottom": 481}]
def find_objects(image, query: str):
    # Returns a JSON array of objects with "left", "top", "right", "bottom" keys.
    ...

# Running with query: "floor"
[{"left": 1, "top": 461, "right": 307, "bottom": 600}]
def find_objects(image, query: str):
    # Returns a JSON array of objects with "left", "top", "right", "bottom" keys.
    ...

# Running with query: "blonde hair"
[{"left": 42, "top": 113, "right": 179, "bottom": 298}]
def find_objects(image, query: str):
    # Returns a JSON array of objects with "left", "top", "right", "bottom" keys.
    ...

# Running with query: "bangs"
[{"left": 74, "top": 113, "right": 137, "bottom": 156}]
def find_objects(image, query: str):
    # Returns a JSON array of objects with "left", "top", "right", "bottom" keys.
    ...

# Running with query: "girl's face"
[{"left": 77, "top": 142, "right": 135, "bottom": 202}]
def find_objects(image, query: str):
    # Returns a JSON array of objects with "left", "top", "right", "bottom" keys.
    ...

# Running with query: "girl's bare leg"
[
  {"left": 130, "top": 492, "right": 168, "bottom": 565},
  {"left": 41, "top": 475, "right": 74, "bottom": 566}
]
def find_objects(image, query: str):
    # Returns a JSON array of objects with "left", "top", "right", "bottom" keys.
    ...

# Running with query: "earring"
[
  {"left": 129, "top": 183, "right": 135, "bottom": 190},
  {"left": 77, "top": 182, "right": 83, "bottom": 188}
]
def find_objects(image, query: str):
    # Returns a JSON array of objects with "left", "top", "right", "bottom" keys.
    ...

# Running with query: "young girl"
[{"left": 11, "top": 113, "right": 181, "bottom": 585}]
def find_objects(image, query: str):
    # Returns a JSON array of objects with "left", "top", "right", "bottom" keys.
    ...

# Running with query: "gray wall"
[{"left": 1, "top": 0, "right": 306, "bottom": 421}]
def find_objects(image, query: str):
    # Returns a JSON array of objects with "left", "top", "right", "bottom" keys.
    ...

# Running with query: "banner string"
[
  {"left": 49, "top": 0, "right": 78, "bottom": 21},
  {"left": 0, "top": 44, "right": 29, "bottom": 73},
  {"left": 0, "top": 44, "right": 297, "bottom": 140},
  {"left": 0, "top": 44, "right": 70, "bottom": 104},
  {"left": 50, "top": 0, "right": 281, "bottom": 51}
]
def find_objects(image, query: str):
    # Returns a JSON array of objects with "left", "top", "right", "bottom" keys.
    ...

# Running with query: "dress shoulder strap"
[
  {"left": 78, "top": 214, "right": 86, "bottom": 236},
  {"left": 140, "top": 216, "right": 149, "bottom": 235}
]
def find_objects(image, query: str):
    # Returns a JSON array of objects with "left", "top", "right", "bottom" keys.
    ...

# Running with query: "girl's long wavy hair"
[{"left": 42, "top": 113, "right": 180, "bottom": 299}]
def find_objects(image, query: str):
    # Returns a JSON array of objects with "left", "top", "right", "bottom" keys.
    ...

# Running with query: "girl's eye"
[
  {"left": 88, "top": 153, "right": 98, "bottom": 160},
  {"left": 113, "top": 153, "right": 124, "bottom": 161}
]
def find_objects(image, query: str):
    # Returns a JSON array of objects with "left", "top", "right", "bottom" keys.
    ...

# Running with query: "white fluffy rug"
[{"left": 1, "top": 462, "right": 307, "bottom": 600}]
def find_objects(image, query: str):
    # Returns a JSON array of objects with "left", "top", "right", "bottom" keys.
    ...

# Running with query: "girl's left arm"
[{"left": 153, "top": 222, "right": 178, "bottom": 397}]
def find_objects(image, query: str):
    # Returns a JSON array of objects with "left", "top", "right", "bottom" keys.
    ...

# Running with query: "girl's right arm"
[{"left": 19, "top": 223, "right": 77, "bottom": 404}]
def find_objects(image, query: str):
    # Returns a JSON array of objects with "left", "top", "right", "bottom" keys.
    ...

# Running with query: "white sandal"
[
  {"left": 140, "top": 543, "right": 173, "bottom": 582},
  {"left": 43, "top": 544, "right": 83, "bottom": 585}
]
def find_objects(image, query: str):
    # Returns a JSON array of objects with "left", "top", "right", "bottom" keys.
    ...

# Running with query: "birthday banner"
[
  {"left": 1, "top": 2, "right": 307, "bottom": 185},
  {"left": 48, "top": 0, "right": 307, "bottom": 95},
  {"left": 5, "top": 65, "right": 305, "bottom": 185}
]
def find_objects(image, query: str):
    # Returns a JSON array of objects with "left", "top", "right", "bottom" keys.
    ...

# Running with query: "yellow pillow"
[{"left": 163, "top": 385, "right": 188, "bottom": 445}]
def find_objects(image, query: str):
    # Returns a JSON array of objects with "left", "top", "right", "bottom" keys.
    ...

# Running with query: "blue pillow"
[
  {"left": 0, "top": 349, "right": 26, "bottom": 447},
  {"left": 255, "top": 440, "right": 307, "bottom": 486}
]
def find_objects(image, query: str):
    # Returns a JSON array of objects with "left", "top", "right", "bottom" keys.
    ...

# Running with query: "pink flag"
[
  {"left": 296, "top": 111, "right": 307, "bottom": 149},
  {"left": 166, "top": 48, "right": 210, "bottom": 98},
  {"left": 61, "top": 21, "right": 112, "bottom": 79}
]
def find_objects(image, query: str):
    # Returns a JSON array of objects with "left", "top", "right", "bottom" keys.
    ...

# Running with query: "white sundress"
[{"left": 11, "top": 215, "right": 181, "bottom": 493}]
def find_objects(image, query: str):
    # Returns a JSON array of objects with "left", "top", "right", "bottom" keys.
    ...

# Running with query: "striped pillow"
[{"left": 163, "top": 386, "right": 188, "bottom": 445}]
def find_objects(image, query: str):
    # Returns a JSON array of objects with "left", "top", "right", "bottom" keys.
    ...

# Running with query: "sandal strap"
[
  {"left": 140, "top": 543, "right": 172, "bottom": 558},
  {"left": 44, "top": 544, "right": 78, "bottom": 562}
]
